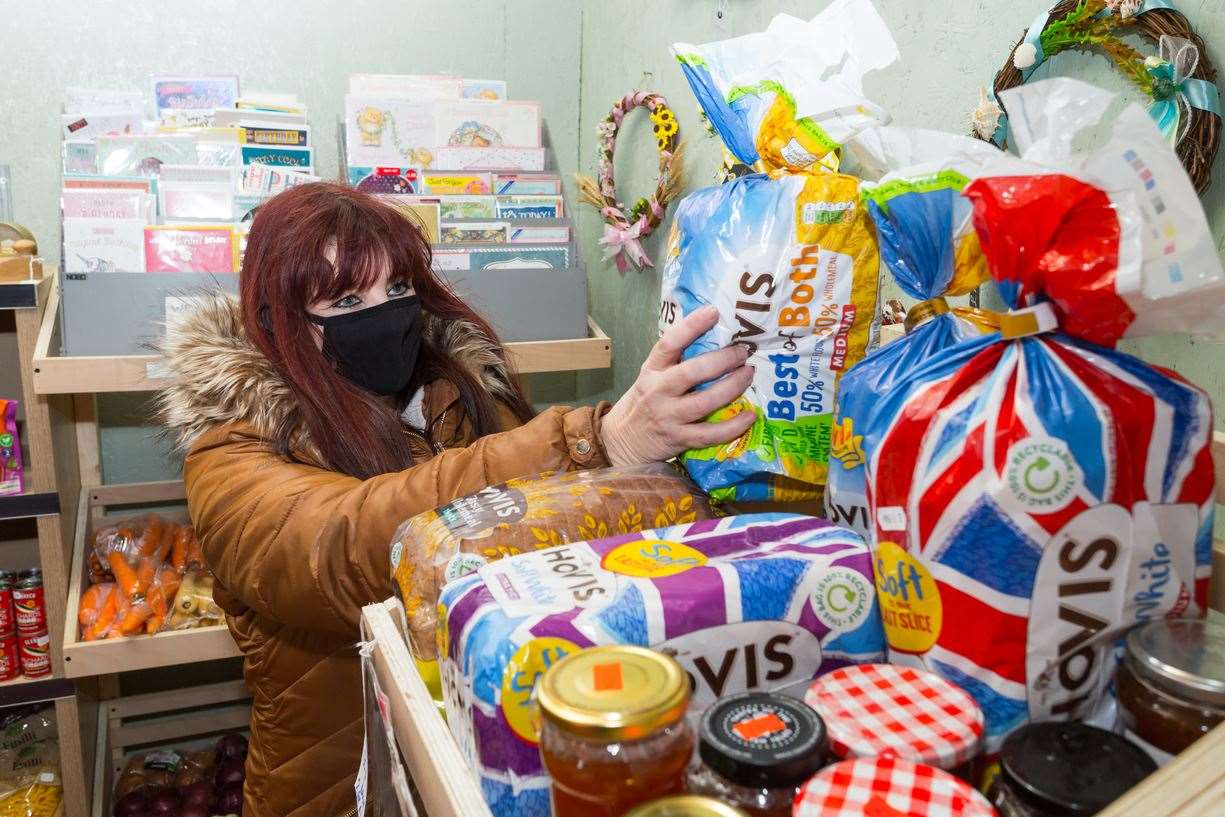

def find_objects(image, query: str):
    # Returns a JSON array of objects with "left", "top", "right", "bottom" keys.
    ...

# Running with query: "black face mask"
[{"left": 308, "top": 296, "right": 423, "bottom": 396}]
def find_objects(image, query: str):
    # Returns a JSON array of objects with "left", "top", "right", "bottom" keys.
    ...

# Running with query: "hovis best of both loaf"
[
  {"left": 856, "top": 78, "right": 1225, "bottom": 750},
  {"left": 437, "top": 513, "right": 885, "bottom": 817},
  {"left": 662, "top": 0, "right": 897, "bottom": 504}
]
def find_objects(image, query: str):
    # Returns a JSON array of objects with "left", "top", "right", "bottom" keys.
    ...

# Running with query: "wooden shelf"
[
  {"left": 0, "top": 275, "right": 43, "bottom": 310},
  {"left": 0, "top": 675, "right": 73, "bottom": 707},
  {"left": 31, "top": 280, "right": 612, "bottom": 394}
]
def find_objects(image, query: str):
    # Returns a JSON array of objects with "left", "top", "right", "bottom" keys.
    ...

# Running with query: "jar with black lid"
[
  {"left": 1116, "top": 617, "right": 1225, "bottom": 763},
  {"left": 988, "top": 721, "right": 1156, "bottom": 816},
  {"left": 685, "top": 692, "right": 826, "bottom": 817}
]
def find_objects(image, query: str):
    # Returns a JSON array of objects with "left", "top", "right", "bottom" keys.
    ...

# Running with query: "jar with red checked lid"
[
  {"left": 795, "top": 757, "right": 997, "bottom": 817},
  {"left": 804, "top": 664, "right": 984, "bottom": 774},
  {"left": 685, "top": 692, "right": 827, "bottom": 817}
]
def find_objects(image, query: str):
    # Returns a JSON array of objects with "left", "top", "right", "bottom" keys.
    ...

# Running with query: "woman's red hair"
[{"left": 239, "top": 182, "right": 533, "bottom": 479}]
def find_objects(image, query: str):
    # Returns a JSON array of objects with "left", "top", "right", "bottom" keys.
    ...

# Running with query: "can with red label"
[
  {"left": 12, "top": 578, "right": 46, "bottom": 635},
  {"left": 0, "top": 579, "right": 14, "bottom": 637},
  {"left": 0, "top": 633, "right": 19, "bottom": 681},
  {"left": 17, "top": 631, "right": 48, "bottom": 678}
]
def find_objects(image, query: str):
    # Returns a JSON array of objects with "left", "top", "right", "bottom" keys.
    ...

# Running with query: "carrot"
[
  {"left": 145, "top": 613, "right": 165, "bottom": 635},
  {"left": 78, "top": 584, "right": 110, "bottom": 627},
  {"left": 134, "top": 557, "right": 157, "bottom": 596},
  {"left": 170, "top": 526, "right": 191, "bottom": 572},
  {"left": 118, "top": 599, "right": 153, "bottom": 635},
  {"left": 159, "top": 567, "right": 181, "bottom": 604},
  {"left": 138, "top": 514, "right": 165, "bottom": 558},
  {"left": 84, "top": 588, "right": 120, "bottom": 641},
  {"left": 185, "top": 531, "right": 205, "bottom": 570},
  {"left": 109, "top": 552, "right": 139, "bottom": 598}
]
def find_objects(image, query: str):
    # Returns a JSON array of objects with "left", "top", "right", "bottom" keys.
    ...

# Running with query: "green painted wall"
[{"left": 0, "top": 0, "right": 1221, "bottom": 484}]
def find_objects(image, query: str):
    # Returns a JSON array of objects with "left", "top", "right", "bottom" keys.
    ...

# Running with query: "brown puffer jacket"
[{"left": 158, "top": 296, "right": 609, "bottom": 817}]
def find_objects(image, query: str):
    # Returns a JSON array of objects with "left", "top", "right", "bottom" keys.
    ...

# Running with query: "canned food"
[
  {"left": 0, "top": 570, "right": 16, "bottom": 584},
  {"left": 0, "top": 581, "right": 14, "bottom": 636},
  {"left": 18, "top": 631, "right": 49, "bottom": 678},
  {"left": 0, "top": 634, "right": 19, "bottom": 681},
  {"left": 12, "top": 579, "right": 46, "bottom": 634},
  {"left": 16, "top": 568, "right": 40, "bottom": 580}
]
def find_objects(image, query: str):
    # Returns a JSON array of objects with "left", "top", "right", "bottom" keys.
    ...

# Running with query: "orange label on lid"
[
  {"left": 592, "top": 661, "right": 623, "bottom": 692},
  {"left": 732, "top": 712, "right": 787, "bottom": 741}
]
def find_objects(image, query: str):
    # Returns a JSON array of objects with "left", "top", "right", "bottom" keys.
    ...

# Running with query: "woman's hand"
[{"left": 601, "top": 305, "right": 756, "bottom": 467}]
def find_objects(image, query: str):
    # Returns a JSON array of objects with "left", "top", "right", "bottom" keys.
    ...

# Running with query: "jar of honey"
[
  {"left": 1116, "top": 618, "right": 1225, "bottom": 763},
  {"left": 625, "top": 795, "right": 748, "bottom": 817},
  {"left": 537, "top": 646, "right": 694, "bottom": 817},
  {"left": 686, "top": 692, "right": 826, "bottom": 817}
]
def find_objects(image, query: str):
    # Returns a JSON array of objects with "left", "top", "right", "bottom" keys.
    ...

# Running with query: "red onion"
[
  {"left": 213, "top": 758, "right": 245, "bottom": 788},
  {"left": 178, "top": 781, "right": 213, "bottom": 809},
  {"left": 214, "top": 733, "right": 248, "bottom": 762},
  {"left": 215, "top": 782, "right": 243, "bottom": 815},
  {"left": 177, "top": 805, "right": 211, "bottom": 817},
  {"left": 112, "top": 792, "right": 148, "bottom": 817},
  {"left": 146, "top": 787, "right": 180, "bottom": 814}
]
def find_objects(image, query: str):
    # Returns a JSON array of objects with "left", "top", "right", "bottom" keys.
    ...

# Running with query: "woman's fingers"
[
  {"left": 679, "top": 365, "right": 754, "bottom": 421},
  {"left": 642, "top": 305, "right": 718, "bottom": 372},
  {"left": 682, "top": 405, "right": 757, "bottom": 449},
  {"left": 671, "top": 344, "right": 749, "bottom": 394}
]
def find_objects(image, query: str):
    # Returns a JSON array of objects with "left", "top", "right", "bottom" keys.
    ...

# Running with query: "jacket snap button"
[{"left": 575, "top": 439, "right": 591, "bottom": 456}]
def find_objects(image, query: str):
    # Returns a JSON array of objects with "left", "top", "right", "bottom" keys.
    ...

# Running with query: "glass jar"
[
  {"left": 805, "top": 663, "right": 984, "bottom": 773},
  {"left": 1116, "top": 618, "right": 1225, "bottom": 763},
  {"left": 686, "top": 692, "right": 826, "bottom": 817},
  {"left": 796, "top": 757, "right": 996, "bottom": 817},
  {"left": 625, "top": 795, "right": 749, "bottom": 817},
  {"left": 987, "top": 721, "right": 1156, "bottom": 816},
  {"left": 537, "top": 646, "right": 694, "bottom": 817}
]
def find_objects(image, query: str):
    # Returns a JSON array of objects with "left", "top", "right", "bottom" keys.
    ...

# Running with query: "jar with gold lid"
[
  {"left": 1117, "top": 618, "right": 1225, "bottom": 763},
  {"left": 625, "top": 795, "right": 748, "bottom": 817},
  {"left": 537, "top": 645, "right": 694, "bottom": 817}
]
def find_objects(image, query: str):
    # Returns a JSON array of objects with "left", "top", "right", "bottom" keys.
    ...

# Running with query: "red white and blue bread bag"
[
  {"left": 825, "top": 128, "right": 1002, "bottom": 537},
  {"left": 857, "top": 78, "right": 1223, "bottom": 749}
]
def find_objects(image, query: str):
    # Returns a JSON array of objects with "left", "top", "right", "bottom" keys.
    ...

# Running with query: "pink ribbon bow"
[{"left": 599, "top": 219, "right": 653, "bottom": 273}]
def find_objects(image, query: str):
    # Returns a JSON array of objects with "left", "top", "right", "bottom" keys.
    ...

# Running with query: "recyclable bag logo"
[
  {"left": 812, "top": 567, "right": 873, "bottom": 631},
  {"left": 1004, "top": 437, "right": 1081, "bottom": 513}
]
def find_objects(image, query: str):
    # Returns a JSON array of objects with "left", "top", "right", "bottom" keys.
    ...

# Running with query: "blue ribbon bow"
[{"left": 1146, "top": 35, "right": 1223, "bottom": 146}]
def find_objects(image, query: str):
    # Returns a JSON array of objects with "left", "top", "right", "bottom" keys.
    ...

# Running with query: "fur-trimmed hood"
[{"left": 156, "top": 293, "right": 515, "bottom": 454}]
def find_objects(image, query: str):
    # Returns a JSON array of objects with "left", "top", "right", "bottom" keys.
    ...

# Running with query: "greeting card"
[
  {"left": 63, "top": 218, "right": 147, "bottom": 272},
  {"left": 495, "top": 173, "right": 562, "bottom": 195},
  {"left": 241, "top": 145, "right": 312, "bottom": 170},
  {"left": 240, "top": 125, "right": 310, "bottom": 147},
  {"left": 379, "top": 199, "right": 440, "bottom": 244},
  {"left": 439, "top": 196, "right": 496, "bottom": 220},
  {"left": 159, "top": 182, "right": 235, "bottom": 221},
  {"left": 422, "top": 172, "right": 492, "bottom": 195},
  {"left": 62, "top": 141, "right": 98, "bottom": 175},
  {"left": 152, "top": 75, "right": 240, "bottom": 127},
  {"left": 509, "top": 224, "right": 570, "bottom": 243},
  {"left": 345, "top": 96, "right": 435, "bottom": 168},
  {"left": 61, "top": 112, "right": 140, "bottom": 141},
  {"left": 469, "top": 246, "right": 569, "bottom": 269},
  {"left": 433, "top": 100, "right": 541, "bottom": 147},
  {"left": 348, "top": 74, "right": 461, "bottom": 100},
  {"left": 62, "top": 176, "right": 153, "bottom": 194},
  {"left": 241, "top": 165, "right": 318, "bottom": 194},
  {"left": 439, "top": 222, "right": 509, "bottom": 244},
  {"left": 214, "top": 108, "right": 307, "bottom": 128},
  {"left": 347, "top": 166, "right": 420, "bottom": 195},
  {"left": 96, "top": 134, "right": 197, "bottom": 176},
  {"left": 430, "top": 146, "right": 546, "bottom": 171},
  {"left": 64, "top": 87, "right": 145, "bottom": 116},
  {"left": 144, "top": 225, "right": 237, "bottom": 273},
  {"left": 462, "top": 79, "right": 508, "bottom": 101},
  {"left": 61, "top": 189, "right": 152, "bottom": 220},
  {"left": 495, "top": 195, "right": 563, "bottom": 219}
]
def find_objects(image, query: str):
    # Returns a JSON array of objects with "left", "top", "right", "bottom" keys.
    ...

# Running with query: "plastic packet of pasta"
[{"left": 662, "top": 0, "right": 897, "bottom": 503}]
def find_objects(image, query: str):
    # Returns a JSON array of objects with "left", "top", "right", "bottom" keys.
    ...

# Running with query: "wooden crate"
[
  {"left": 365, "top": 432, "right": 1225, "bottom": 817},
  {"left": 61, "top": 480, "right": 240, "bottom": 679},
  {"left": 89, "top": 680, "right": 251, "bottom": 817}
]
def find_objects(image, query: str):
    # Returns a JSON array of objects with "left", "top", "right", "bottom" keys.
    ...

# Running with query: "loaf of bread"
[{"left": 390, "top": 463, "right": 716, "bottom": 658}]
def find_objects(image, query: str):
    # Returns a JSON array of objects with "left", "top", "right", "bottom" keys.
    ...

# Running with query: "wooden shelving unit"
[
  {"left": 2, "top": 271, "right": 93, "bottom": 817},
  {"left": 31, "top": 283, "right": 612, "bottom": 394}
]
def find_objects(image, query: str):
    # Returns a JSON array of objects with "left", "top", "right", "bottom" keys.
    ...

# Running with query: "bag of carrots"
[{"left": 78, "top": 513, "right": 210, "bottom": 640}]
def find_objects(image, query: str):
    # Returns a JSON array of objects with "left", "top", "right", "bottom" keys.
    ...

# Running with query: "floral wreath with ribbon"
[
  {"left": 971, "top": 0, "right": 1221, "bottom": 193},
  {"left": 575, "top": 91, "right": 684, "bottom": 273}
]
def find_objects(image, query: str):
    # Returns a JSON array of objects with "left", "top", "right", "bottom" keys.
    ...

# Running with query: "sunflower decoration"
[{"left": 651, "top": 105, "right": 680, "bottom": 151}]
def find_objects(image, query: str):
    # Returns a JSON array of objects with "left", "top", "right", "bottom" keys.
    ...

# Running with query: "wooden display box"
[
  {"left": 61, "top": 480, "right": 240, "bottom": 679},
  {"left": 89, "top": 680, "right": 251, "bottom": 817},
  {"left": 362, "top": 431, "right": 1225, "bottom": 817}
]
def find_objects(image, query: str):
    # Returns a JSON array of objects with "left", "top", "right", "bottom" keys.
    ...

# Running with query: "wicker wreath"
[
  {"left": 973, "top": 0, "right": 1221, "bottom": 193},
  {"left": 576, "top": 91, "right": 684, "bottom": 273}
]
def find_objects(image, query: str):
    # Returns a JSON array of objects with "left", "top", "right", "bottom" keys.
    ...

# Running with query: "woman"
[{"left": 158, "top": 182, "right": 753, "bottom": 817}]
